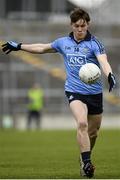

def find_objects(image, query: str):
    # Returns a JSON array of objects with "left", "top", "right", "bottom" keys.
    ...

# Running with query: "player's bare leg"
[
  {"left": 70, "top": 100, "right": 90, "bottom": 152},
  {"left": 70, "top": 100, "right": 94, "bottom": 178},
  {"left": 88, "top": 114, "right": 102, "bottom": 151}
]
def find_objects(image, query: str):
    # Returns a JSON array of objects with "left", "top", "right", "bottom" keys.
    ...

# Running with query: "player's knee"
[
  {"left": 78, "top": 120, "right": 88, "bottom": 131},
  {"left": 89, "top": 123, "right": 101, "bottom": 138},
  {"left": 89, "top": 129, "right": 98, "bottom": 139}
]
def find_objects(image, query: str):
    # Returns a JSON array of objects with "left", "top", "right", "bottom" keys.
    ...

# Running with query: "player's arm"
[
  {"left": 2, "top": 41, "right": 56, "bottom": 54},
  {"left": 97, "top": 54, "right": 116, "bottom": 92},
  {"left": 97, "top": 54, "right": 112, "bottom": 76},
  {"left": 21, "top": 43, "right": 56, "bottom": 54}
]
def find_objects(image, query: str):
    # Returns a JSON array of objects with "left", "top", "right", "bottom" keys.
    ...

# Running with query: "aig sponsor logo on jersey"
[{"left": 67, "top": 54, "right": 87, "bottom": 66}]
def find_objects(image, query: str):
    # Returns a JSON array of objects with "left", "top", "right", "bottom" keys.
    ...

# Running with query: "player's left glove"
[
  {"left": 108, "top": 72, "right": 116, "bottom": 92},
  {"left": 2, "top": 41, "right": 22, "bottom": 54}
]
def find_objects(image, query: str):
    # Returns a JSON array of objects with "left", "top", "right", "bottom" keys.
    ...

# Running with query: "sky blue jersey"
[{"left": 51, "top": 31, "right": 106, "bottom": 95}]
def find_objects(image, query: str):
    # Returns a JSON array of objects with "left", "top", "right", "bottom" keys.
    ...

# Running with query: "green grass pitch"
[{"left": 0, "top": 129, "right": 120, "bottom": 179}]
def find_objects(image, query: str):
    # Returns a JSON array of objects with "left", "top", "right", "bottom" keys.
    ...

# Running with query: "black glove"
[
  {"left": 108, "top": 72, "right": 116, "bottom": 92},
  {"left": 2, "top": 41, "right": 22, "bottom": 54}
]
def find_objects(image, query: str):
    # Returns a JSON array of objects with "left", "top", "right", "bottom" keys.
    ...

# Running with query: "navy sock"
[{"left": 81, "top": 151, "right": 91, "bottom": 164}]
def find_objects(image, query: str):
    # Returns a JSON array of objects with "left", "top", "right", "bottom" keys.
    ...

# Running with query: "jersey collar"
[{"left": 69, "top": 31, "right": 91, "bottom": 44}]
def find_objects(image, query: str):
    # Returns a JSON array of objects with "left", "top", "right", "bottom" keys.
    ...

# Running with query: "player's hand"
[
  {"left": 108, "top": 72, "right": 116, "bottom": 92},
  {"left": 2, "top": 41, "right": 22, "bottom": 54}
]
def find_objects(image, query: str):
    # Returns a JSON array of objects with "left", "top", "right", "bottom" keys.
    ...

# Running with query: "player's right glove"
[
  {"left": 2, "top": 41, "right": 22, "bottom": 54},
  {"left": 108, "top": 72, "right": 116, "bottom": 92}
]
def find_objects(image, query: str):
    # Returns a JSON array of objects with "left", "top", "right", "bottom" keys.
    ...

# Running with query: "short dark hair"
[{"left": 70, "top": 8, "right": 90, "bottom": 23}]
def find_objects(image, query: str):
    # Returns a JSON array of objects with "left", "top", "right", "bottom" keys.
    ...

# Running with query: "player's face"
[{"left": 71, "top": 19, "right": 89, "bottom": 41}]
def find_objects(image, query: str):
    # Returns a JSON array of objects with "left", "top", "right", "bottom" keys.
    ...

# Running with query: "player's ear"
[{"left": 70, "top": 22, "right": 74, "bottom": 30}]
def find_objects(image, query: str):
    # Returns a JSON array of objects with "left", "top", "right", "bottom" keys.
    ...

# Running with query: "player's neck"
[{"left": 74, "top": 32, "right": 87, "bottom": 42}]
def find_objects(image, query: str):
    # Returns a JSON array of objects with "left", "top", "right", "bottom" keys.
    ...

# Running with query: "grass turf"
[{"left": 0, "top": 129, "right": 120, "bottom": 179}]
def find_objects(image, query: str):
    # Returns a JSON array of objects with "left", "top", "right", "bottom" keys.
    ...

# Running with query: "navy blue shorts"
[{"left": 65, "top": 91, "right": 103, "bottom": 115}]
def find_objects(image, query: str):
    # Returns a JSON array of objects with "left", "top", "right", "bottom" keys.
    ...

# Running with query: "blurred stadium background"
[{"left": 0, "top": 0, "right": 120, "bottom": 130}]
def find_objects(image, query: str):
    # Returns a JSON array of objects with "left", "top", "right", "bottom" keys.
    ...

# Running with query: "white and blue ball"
[{"left": 79, "top": 63, "right": 101, "bottom": 84}]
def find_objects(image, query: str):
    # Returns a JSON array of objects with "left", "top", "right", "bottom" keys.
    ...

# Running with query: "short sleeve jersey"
[{"left": 51, "top": 31, "right": 106, "bottom": 95}]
